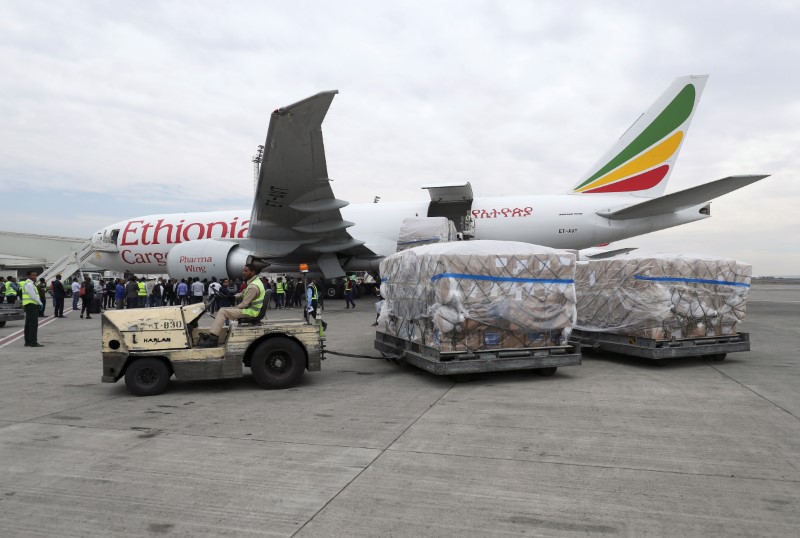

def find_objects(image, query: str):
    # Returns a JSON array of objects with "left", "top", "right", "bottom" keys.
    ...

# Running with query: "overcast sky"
[{"left": 1, "top": 1, "right": 798, "bottom": 275}]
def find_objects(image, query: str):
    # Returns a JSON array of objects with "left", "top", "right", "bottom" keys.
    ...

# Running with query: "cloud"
[{"left": 1, "top": 1, "right": 798, "bottom": 274}]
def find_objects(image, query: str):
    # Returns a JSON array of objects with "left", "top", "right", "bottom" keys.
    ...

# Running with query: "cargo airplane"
[{"left": 90, "top": 75, "right": 767, "bottom": 279}]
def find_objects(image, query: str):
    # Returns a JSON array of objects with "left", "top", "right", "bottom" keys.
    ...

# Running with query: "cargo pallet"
[
  {"left": 374, "top": 331, "right": 581, "bottom": 376},
  {"left": 570, "top": 329, "right": 750, "bottom": 362}
]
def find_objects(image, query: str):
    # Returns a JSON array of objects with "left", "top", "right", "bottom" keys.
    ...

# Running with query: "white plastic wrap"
[
  {"left": 396, "top": 217, "right": 457, "bottom": 252},
  {"left": 379, "top": 240, "right": 577, "bottom": 351},
  {"left": 574, "top": 253, "right": 751, "bottom": 339}
]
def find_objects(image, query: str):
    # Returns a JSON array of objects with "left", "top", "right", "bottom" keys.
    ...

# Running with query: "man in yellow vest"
[
  {"left": 274, "top": 276, "right": 286, "bottom": 309},
  {"left": 198, "top": 264, "right": 265, "bottom": 347},
  {"left": 5, "top": 276, "right": 19, "bottom": 304},
  {"left": 21, "top": 270, "right": 44, "bottom": 347},
  {"left": 137, "top": 278, "right": 148, "bottom": 308},
  {"left": 303, "top": 278, "right": 327, "bottom": 331}
]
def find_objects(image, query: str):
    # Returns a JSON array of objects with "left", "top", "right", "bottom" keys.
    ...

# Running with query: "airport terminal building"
[{"left": 0, "top": 230, "right": 99, "bottom": 277}]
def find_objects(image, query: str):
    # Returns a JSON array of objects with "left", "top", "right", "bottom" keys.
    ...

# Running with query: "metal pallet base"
[
  {"left": 374, "top": 331, "right": 581, "bottom": 375},
  {"left": 570, "top": 329, "right": 750, "bottom": 360}
]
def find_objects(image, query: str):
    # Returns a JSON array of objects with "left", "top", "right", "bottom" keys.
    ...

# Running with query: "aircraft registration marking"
[
  {"left": 471, "top": 207, "right": 533, "bottom": 219},
  {"left": 264, "top": 185, "right": 289, "bottom": 208}
]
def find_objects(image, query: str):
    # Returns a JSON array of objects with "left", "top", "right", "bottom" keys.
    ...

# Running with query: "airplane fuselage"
[{"left": 91, "top": 194, "right": 710, "bottom": 276}]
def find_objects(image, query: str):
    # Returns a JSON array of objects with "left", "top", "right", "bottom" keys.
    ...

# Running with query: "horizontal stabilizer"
[
  {"left": 292, "top": 220, "right": 354, "bottom": 234},
  {"left": 597, "top": 175, "right": 769, "bottom": 220},
  {"left": 290, "top": 198, "right": 350, "bottom": 212}
]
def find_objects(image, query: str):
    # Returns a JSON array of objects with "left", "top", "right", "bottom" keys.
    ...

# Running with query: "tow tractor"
[{"left": 101, "top": 299, "right": 324, "bottom": 396}]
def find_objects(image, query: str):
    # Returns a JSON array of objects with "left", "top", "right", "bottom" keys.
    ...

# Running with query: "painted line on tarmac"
[{"left": 0, "top": 308, "right": 74, "bottom": 349}]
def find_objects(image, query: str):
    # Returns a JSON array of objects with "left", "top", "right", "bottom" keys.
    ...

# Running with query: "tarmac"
[{"left": 0, "top": 284, "right": 798, "bottom": 537}]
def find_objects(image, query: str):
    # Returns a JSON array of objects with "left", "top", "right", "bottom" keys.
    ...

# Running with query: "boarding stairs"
[{"left": 38, "top": 239, "right": 96, "bottom": 283}]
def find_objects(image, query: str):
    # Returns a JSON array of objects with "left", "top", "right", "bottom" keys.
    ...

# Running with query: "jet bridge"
[{"left": 422, "top": 182, "right": 475, "bottom": 238}]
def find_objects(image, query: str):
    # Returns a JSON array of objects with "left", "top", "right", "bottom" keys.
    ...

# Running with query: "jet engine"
[{"left": 166, "top": 239, "right": 254, "bottom": 281}]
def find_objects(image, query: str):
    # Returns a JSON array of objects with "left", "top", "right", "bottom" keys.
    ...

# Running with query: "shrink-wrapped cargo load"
[
  {"left": 574, "top": 254, "right": 751, "bottom": 339},
  {"left": 379, "top": 241, "right": 577, "bottom": 351},
  {"left": 396, "top": 217, "right": 457, "bottom": 252}
]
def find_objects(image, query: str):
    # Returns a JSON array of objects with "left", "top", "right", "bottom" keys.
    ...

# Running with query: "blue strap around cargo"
[
  {"left": 633, "top": 275, "right": 750, "bottom": 288},
  {"left": 397, "top": 238, "right": 441, "bottom": 246},
  {"left": 431, "top": 273, "right": 573, "bottom": 284}
]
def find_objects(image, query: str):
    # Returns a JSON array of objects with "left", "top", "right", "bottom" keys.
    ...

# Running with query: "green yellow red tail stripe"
[{"left": 573, "top": 76, "right": 706, "bottom": 195}]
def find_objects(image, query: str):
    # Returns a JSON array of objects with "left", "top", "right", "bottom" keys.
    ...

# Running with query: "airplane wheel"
[
  {"left": 326, "top": 287, "right": 338, "bottom": 299},
  {"left": 250, "top": 338, "right": 306, "bottom": 389},
  {"left": 0, "top": 321, "right": 5, "bottom": 328},
  {"left": 125, "top": 357, "right": 171, "bottom": 396}
]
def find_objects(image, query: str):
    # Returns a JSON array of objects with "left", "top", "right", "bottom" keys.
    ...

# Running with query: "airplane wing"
[
  {"left": 247, "top": 91, "right": 376, "bottom": 277},
  {"left": 597, "top": 175, "right": 769, "bottom": 220}
]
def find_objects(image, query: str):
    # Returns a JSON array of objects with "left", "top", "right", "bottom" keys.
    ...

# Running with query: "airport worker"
[
  {"left": 105, "top": 279, "right": 116, "bottom": 309},
  {"left": 260, "top": 277, "right": 273, "bottom": 310},
  {"left": 37, "top": 278, "right": 47, "bottom": 317},
  {"left": 216, "top": 278, "right": 235, "bottom": 308},
  {"left": 191, "top": 277, "right": 204, "bottom": 304},
  {"left": 151, "top": 278, "right": 164, "bottom": 307},
  {"left": 125, "top": 276, "right": 140, "bottom": 309},
  {"left": 145, "top": 278, "right": 155, "bottom": 307},
  {"left": 198, "top": 264, "right": 265, "bottom": 347},
  {"left": 293, "top": 279, "right": 304, "bottom": 308},
  {"left": 304, "top": 278, "right": 317, "bottom": 324},
  {"left": 372, "top": 284, "right": 383, "bottom": 326},
  {"left": 137, "top": 278, "right": 147, "bottom": 307},
  {"left": 80, "top": 275, "right": 95, "bottom": 319},
  {"left": 304, "top": 278, "right": 327, "bottom": 330},
  {"left": 316, "top": 278, "right": 326, "bottom": 312},
  {"left": 176, "top": 279, "right": 189, "bottom": 305},
  {"left": 208, "top": 277, "right": 221, "bottom": 313},
  {"left": 344, "top": 276, "right": 356, "bottom": 309},
  {"left": 21, "top": 270, "right": 43, "bottom": 347},
  {"left": 5, "top": 276, "right": 19, "bottom": 305},
  {"left": 52, "top": 274, "right": 66, "bottom": 318},
  {"left": 275, "top": 276, "right": 286, "bottom": 308},
  {"left": 0, "top": 277, "right": 5, "bottom": 304},
  {"left": 163, "top": 278, "right": 175, "bottom": 305},
  {"left": 115, "top": 279, "right": 125, "bottom": 309},
  {"left": 71, "top": 277, "right": 81, "bottom": 311}
]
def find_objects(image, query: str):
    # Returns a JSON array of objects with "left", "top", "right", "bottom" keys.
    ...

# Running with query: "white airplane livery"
[{"left": 90, "top": 75, "right": 767, "bottom": 279}]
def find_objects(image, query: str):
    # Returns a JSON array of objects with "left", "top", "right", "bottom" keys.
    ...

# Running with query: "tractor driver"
[{"left": 198, "top": 264, "right": 265, "bottom": 347}]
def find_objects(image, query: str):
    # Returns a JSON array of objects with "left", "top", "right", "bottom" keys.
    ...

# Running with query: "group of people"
[
  {"left": 5, "top": 267, "right": 381, "bottom": 349},
  {"left": 3, "top": 271, "right": 97, "bottom": 347},
  {"left": 2, "top": 273, "right": 75, "bottom": 320}
]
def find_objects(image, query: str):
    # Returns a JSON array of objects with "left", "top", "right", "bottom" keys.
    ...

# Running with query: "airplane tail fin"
[{"left": 572, "top": 75, "right": 708, "bottom": 197}]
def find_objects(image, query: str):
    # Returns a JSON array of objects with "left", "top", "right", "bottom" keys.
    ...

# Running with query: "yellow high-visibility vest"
[
  {"left": 308, "top": 282, "right": 318, "bottom": 301},
  {"left": 242, "top": 278, "right": 266, "bottom": 318},
  {"left": 4, "top": 281, "right": 16, "bottom": 297},
  {"left": 21, "top": 279, "right": 37, "bottom": 306}
]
